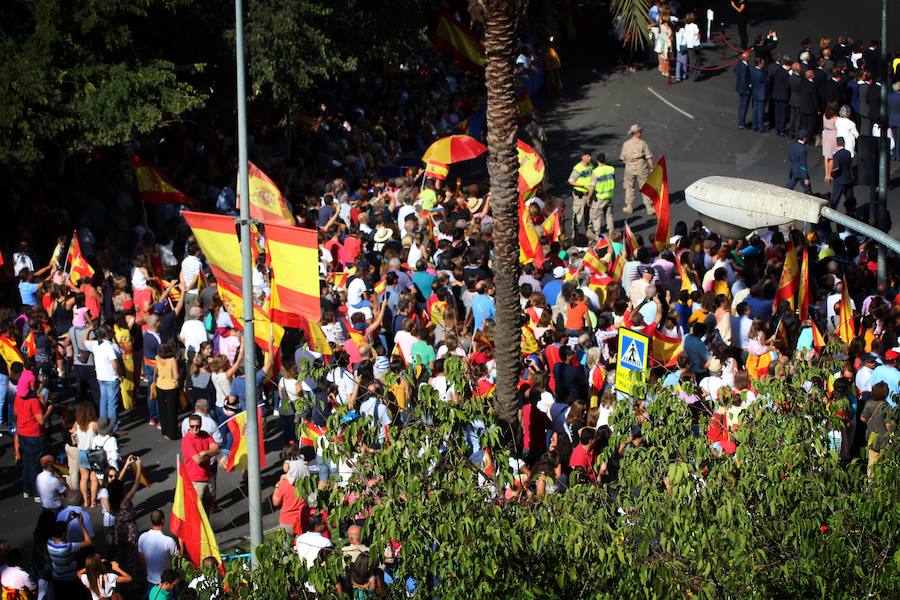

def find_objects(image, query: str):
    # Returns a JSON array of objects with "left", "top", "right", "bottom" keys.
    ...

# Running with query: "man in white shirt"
[
  {"left": 855, "top": 353, "right": 879, "bottom": 396},
  {"left": 180, "top": 398, "right": 223, "bottom": 444},
  {"left": 82, "top": 324, "right": 123, "bottom": 432},
  {"left": 179, "top": 307, "right": 210, "bottom": 354},
  {"left": 138, "top": 511, "right": 179, "bottom": 587},
  {"left": 294, "top": 514, "right": 333, "bottom": 568},
  {"left": 180, "top": 242, "right": 204, "bottom": 312},
  {"left": 359, "top": 393, "right": 391, "bottom": 444},
  {"left": 731, "top": 302, "right": 753, "bottom": 350},
  {"left": 37, "top": 456, "right": 68, "bottom": 509},
  {"left": 346, "top": 275, "right": 368, "bottom": 309}
]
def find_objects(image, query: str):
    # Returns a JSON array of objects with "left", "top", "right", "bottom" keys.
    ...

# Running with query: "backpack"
[{"left": 87, "top": 436, "right": 115, "bottom": 473}]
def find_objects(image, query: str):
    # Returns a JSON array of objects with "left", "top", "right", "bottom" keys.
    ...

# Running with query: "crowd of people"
[{"left": 0, "top": 9, "right": 898, "bottom": 600}]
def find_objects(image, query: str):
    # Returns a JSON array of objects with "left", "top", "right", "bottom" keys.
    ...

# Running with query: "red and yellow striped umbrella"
[{"left": 422, "top": 135, "right": 487, "bottom": 165}]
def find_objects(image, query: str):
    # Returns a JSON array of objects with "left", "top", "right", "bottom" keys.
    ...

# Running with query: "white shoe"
[
  {"left": 34, "top": 496, "right": 42, "bottom": 504},
  {"left": 22, "top": 492, "right": 30, "bottom": 499}
]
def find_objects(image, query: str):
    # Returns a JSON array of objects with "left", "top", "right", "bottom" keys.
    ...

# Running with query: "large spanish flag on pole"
[
  {"left": 640, "top": 156, "right": 670, "bottom": 250},
  {"left": 67, "top": 232, "right": 95, "bottom": 284},
  {"left": 171, "top": 460, "right": 220, "bottom": 567},
  {"left": 216, "top": 284, "right": 284, "bottom": 355},
  {"left": 837, "top": 277, "right": 856, "bottom": 344},
  {"left": 433, "top": 10, "right": 485, "bottom": 72},
  {"left": 132, "top": 156, "right": 197, "bottom": 205},
  {"left": 651, "top": 332, "right": 684, "bottom": 367},
  {"left": 182, "top": 212, "right": 244, "bottom": 293},
  {"left": 797, "top": 247, "right": 810, "bottom": 321},
  {"left": 265, "top": 223, "right": 321, "bottom": 325},
  {"left": 516, "top": 139, "right": 545, "bottom": 194},
  {"left": 240, "top": 162, "right": 295, "bottom": 226},
  {"left": 773, "top": 241, "right": 800, "bottom": 311},
  {"left": 224, "top": 407, "right": 267, "bottom": 472}
]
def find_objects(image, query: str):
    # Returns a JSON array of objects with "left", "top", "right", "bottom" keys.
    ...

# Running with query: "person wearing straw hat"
[{"left": 619, "top": 124, "right": 654, "bottom": 217}]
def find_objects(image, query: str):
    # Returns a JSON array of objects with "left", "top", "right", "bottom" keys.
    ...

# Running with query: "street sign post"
[{"left": 615, "top": 328, "right": 650, "bottom": 397}]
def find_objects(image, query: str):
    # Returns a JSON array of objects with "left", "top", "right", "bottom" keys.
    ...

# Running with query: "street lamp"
[
  {"left": 234, "top": 0, "right": 263, "bottom": 567},
  {"left": 685, "top": 176, "right": 900, "bottom": 258}
]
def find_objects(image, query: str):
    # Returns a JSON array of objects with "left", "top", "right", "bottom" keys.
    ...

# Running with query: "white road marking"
[{"left": 645, "top": 87, "right": 695, "bottom": 120}]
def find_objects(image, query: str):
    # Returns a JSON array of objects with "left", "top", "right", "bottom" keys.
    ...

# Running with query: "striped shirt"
[{"left": 47, "top": 540, "right": 80, "bottom": 581}]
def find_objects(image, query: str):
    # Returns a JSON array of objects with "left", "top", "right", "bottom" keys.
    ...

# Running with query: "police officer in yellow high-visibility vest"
[
  {"left": 567, "top": 153, "right": 594, "bottom": 242},
  {"left": 587, "top": 152, "right": 615, "bottom": 237}
]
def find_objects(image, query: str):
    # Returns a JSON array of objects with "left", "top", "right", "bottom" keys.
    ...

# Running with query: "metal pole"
[
  {"left": 821, "top": 207, "right": 900, "bottom": 256},
  {"left": 235, "top": 0, "right": 263, "bottom": 566},
  {"left": 876, "top": 0, "right": 889, "bottom": 285}
]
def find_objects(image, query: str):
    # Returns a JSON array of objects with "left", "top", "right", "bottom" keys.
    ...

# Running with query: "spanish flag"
[
  {"left": 521, "top": 325, "right": 539, "bottom": 355},
  {"left": 171, "top": 460, "right": 221, "bottom": 567},
  {"left": 811, "top": 321, "right": 826, "bottom": 349},
  {"left": 518, "top": 194, "right": 544, "bottom": 267},
  {"left": 22, "top": 331, "right": 36, "bottom": 359},
  {"left": 675, "top": 254, "right": 693, "bottom": 294},
  {"left": 837, "top": 277, "right": 856, "bottom": 345},
  {"left": 433, "top": 10, "right": 485, "bottom": 72},
  {"left": 473, "top": 329, "right": 493, "bottom": 349},
  {"left": 774, "top": 314, "right": 790, "bottom": 350},
  {"left": 517, "top": 139, "right": 545, "bottom": 194},
  {"left": 797, "top": 248, "right": 810, "bottom": 321},
  {"left": 224, "top": 407, "right": 267, "bottom": 472},
  {"left": 265, "top": 222, "right": 321, "bottom": 324},
  {"left": 583, "top": 248, "right": 607, "bottom": 276},
  {"left": 424, "top": 160, "right": 449, "bottom": 181},
  {"left": 342, "top": 319, "right": 367, "bottom": 348},
  {"left": 299, "top": 317, "right": 332, "bottom": 357},
  {"left": 542, "top": 209, "right": 562, "bottom": 243},
  {"left": 300, "top": 421, "right": 326, "bottom": 448},
  {"left": 132, "top": 156, "right": 197, "bottom": 205},
  {"left": 609, "top": 254, "right": 626, "bottom": 283},
  {"left": 373, "top": 276, "right": 388, "bottom": 295},
  {"left": 651, "top": 332, "right": 683, "bottom": 367},
  {"left": 773, "top": 241, "right": 800, "bottom": 312},
  {"left": 67, "top": 233, "right": 95, "bottom": 284},
  {"left": 623, "top": 221, "right": 639, "bottom": 258},
  {"left": 640, "top": 156, "right": 670, "bottom": 250},
  {"left": 216, "top": 284, "right": 284, "bottom": 356},
  {"left": 0, "top": 335, "right": 24, "bottom": 368},
  {"left": 182, "top": 212, "right": 243, "bottom": 294},
  {"left": 241, "top": 162, "right": 295, "bottom": 227}
]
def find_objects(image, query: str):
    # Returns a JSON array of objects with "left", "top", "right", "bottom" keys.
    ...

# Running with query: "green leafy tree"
[
  {"left": 179, "top": 355, "right": 897, "bottom": 598},
  {"left": 0, "top": 0, "right": 206, "bottom": 166}
]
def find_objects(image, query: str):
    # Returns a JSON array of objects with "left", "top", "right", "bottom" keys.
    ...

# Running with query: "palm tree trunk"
[{"left": 482, "top": 0, "right": 521, "bottom": 444}]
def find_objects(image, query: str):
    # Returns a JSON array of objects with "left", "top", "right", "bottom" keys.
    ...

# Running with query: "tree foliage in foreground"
[
  {"left": 181, "top": 356, "right": 898, "bottom": 599},
  {"left": 0, "top": 0, "right": 206, "bottom": 165}
]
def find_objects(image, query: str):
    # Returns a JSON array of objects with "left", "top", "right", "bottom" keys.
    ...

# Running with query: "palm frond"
[{"left": 610, "top": 0, "right": 653, "bottom": 50}]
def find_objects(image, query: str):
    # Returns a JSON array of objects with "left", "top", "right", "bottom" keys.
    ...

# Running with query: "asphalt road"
[
  {"left": 1, "top": 0, "right": 898, "bottom": 563},
  {"left": 545, "top": 0, "right": 900, "bottom": 242}
]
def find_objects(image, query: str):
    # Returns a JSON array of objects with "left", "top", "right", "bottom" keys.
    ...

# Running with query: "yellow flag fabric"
[
  {"left": 182, "top": 212, "right": 243, "bottom": 293},
  {"left": 132, "top": 156, "right": 197, "bottom": 205},
  {"left": 516, "top": 139, "right": 545, "bottom": 194},
  {"left": 265, "top": 223, "right": 321, "bottom": 324},
  {"left": 217, "top": 284, "right": 284, "bottom": 354},
  {"left": 837, "top": 277, "right": 856, "bottom": 344},
  {"left": 171, "top": 460, "right": 221, "bottom": 567}
]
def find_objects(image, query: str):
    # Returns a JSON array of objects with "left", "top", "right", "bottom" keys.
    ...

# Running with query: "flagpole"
[{"left": 235, "top": 0, "right": 263, "bottom": 567}]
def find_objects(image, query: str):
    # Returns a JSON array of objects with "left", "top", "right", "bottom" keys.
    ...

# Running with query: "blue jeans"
[
  {"left": 675, "top": 51, "right": 687, "bottom": 80},
  {"left": 144, "top": 365, "right": 158, "bottom": 421},
  {"left": 0, "top": 373, "right": 8, "bottom": 425},
  {"left": 99, "top": 380, "right": 120, "bottom": 431},
  {"left": 20, "top": 435, "right": 44, "bottom": 495},
  {"left": 752, "top": 98, "right": 765, "bottom": 131}
]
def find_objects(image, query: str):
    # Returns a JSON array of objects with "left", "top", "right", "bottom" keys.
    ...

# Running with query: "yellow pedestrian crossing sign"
[{"left": 615, "top": 328, "right": 649, "bottom": 397}]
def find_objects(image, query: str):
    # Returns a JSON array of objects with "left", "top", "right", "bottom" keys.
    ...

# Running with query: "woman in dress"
[
  {"left": 835, "top": 105, "right": 860, "bottom": 157},
  {"left": 822, "top": 101, "right": 839, "bottom": 182}
]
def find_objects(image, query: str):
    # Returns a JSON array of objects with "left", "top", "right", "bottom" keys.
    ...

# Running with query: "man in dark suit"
[
  {"left": 734, "top": 52, "right": 752, "bottom": 129},
  {"left": 863, "top": 41, "right": 881, "bottom": 79},
  {"left": 823, "top": 74, "right": 846, "bottom": 108},
  {"left": 770, "top": 58, "right": 792, "bottom": 135},
  {"left": 799, "top": 69, "right": 822, "bottom": 138},
  {"left": 831, "top": 137, "right": 855, "bottom": 210},
  {"left": 832, "top": 36, "right": 850, "bottom": 64},
  {"left": 786, "top": 130, "right": 812, "bottom": 194},
  {"left": 788, "top": 63, "right": 803, "bottom": 137},
  {"left": 750, "top": 58, "right": 768, "bottom": 131},
  {"left": 813, "top": 59, "right": 829, "bottom": 99}
]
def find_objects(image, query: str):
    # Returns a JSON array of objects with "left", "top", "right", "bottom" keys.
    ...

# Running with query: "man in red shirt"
[
  {"left": 568, "top": 427, "right": 596, "bottom": 482},
  {"left": 14, "top": 369, "right": 53, "bottom": 500},
  {"left": 181, "top": 414, "right": 219, "bottom": 514}
]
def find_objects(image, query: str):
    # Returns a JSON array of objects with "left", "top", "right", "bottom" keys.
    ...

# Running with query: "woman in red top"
[{"left": 272, "top": 447, "right": 309, "bottom": 534}]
